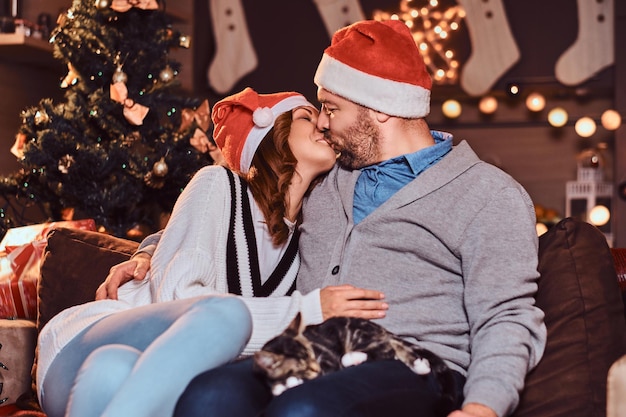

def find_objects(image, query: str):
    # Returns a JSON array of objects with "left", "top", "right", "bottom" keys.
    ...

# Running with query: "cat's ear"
[
  {"left": 287, "top": 312, "right": 304, "bottom": 335},
  {"left": 254, "top": 351, "right": 280, "bottom": 370}
]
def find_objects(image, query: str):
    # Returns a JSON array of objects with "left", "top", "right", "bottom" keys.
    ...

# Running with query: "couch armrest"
[
  {"left": 0, "top": 319, "right": 37, "bottom": 405},
  {"left": 607, "top": 354, "right": 626, "bottom": 417}
]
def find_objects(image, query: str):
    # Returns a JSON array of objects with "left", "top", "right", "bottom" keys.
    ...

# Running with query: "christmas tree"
[{"left": 0, "top": 0, "right": 216, "bottom": 241}]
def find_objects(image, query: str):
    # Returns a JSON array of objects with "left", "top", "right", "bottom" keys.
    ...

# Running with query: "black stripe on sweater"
[
  {"left": 239, "top": 179, "right": 263, "bottom": 296},
  {"left": 225, "top": 169, "right": 243, "bottom": 295},
  {"left": 224, "top": 168, "right": 298, "bottom": 297},
  {"left": 256, "top": 229, "right": 299, "bottom": 297}
]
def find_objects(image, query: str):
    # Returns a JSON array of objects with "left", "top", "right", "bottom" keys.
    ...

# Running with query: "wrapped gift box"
[{"left": 0, "top": 220, "right": 96, "bottom": 319}]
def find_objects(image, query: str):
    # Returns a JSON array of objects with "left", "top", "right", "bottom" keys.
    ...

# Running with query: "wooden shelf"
[{"left": 0, "top": 32, "right": 59, "bottom": 68}]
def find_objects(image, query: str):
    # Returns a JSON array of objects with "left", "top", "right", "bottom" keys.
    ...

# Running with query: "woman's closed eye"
[{"left": 293, "top": 107, "right": 319, "bottom": 124}]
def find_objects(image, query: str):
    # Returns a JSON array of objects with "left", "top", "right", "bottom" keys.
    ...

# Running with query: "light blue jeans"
[{"left": 41, "top": 295, "right": 252, "bottom": 417}]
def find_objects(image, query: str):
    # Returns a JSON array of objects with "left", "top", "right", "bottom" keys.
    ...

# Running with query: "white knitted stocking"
[
  {"left": 555, "top": 0, "right": 614, "bottom": 86},
  {"left": 457, "top": 0, "right": 520, "bottom": 96},
  {"left": 207, "top": 0, "right": 258, "bottom": 94},
  {"left": 313, "top": 0, "right": 365, "bottom": 39}
]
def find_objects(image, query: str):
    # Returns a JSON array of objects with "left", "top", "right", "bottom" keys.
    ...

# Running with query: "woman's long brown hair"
[{"left": 245, "top": 111, "right": 318, "bottom": 246}]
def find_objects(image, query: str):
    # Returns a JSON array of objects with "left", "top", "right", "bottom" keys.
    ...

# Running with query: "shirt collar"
[{"left": 368, "top": 130, "right": 453, "bottom": 174}]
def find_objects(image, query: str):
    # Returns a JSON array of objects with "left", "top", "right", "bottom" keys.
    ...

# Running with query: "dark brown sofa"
[{"left": 1, "top": 217, "right": 625, "bottom": 417}]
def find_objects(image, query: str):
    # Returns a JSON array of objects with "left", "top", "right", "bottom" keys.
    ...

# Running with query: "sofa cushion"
[
  {"left": 513, "top": 218, "right": 626, "bottom": 417},
  {"left": 37, "top": 228, "right": 139, "bottom": 331}
]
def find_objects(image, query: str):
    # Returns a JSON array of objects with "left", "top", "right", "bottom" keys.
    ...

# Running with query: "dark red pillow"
[{"left": 513, "top": 218, "right": 626, "bottom": 417}]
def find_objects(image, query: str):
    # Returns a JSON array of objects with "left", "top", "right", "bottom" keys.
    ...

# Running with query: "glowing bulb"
[
  {"left": 575, "top": 117, "right": 597, "bottom": 138},
  {"left": 548, "top": 107, "right": 568, "bottom": 127},
  {"left": 525, "top": 92, "right": 545, "bottom": 112},
  {"left": 442, "top": 99, "right": 461, "bottom": 118},
  {"left": 589, "top": 205, "right": 610, "bottom": 226},
  {"left": 601, "top": 109, "right": 622, "bottom": 130},
  {"left": 536, "top": 223, "right": 548, "bottom": 236},
  {"left": 507, "top": 83, "right": 520, "bottom": 96},
  {"left": 479, "top": 96, "right": 498, "bottom": 114}
]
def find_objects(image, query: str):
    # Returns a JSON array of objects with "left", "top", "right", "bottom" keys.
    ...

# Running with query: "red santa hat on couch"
[
  {"left": 211, "top": 87, "right": 314, "bottom": 173},
  {"left": 314, "top": 20, "right": 432, "bottom": 118}
]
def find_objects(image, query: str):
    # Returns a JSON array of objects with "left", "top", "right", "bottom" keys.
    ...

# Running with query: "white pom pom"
[
  {"left": 272, "top": 384, "right": 287, "bottom": 396},
  {"left": 412, "top": 358, "right": 431, "bottom": 375},
  {"left": 252, "top": 107, "right": 274, "bottom": 127},
  {"left": 341, "top": 351, "right": 368, "bottom": 367},
  {"left": 285, "top": 376, "right": 303, "bottom": 388}
]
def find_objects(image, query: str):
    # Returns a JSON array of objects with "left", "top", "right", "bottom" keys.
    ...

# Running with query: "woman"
[{"left": 36, "top": 88, "right": 339, "bottom": 417}]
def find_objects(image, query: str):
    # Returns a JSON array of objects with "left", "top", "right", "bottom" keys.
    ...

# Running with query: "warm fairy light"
[
  {"left": 479, "top": 96, "right": 498, "bottom": 114},
  {"left": 548, "top": 107, "right": 568, "bottom": 127},
  {"left": 442, "top": 99, "right": 461, "bottom": 118},
  {"left": 525, "top": 92, "right": 546, "bottom": 112},
  {"left": 507, "top": 83, "right": 520, "bottom": 97},
  {"left": 536, "top": 223, "right": 548, "bottom": 236},
  {"left": 601, "top": 109, "right": 622, "bottom": 131},
  {"left": 589, "top": 205, "right": 610, "bottom": 226},
  {"left": 373, "top": 0, "right": 464, "bottom": 84},
  {"left": 575, "top": 117, "right": 597, "bottom": 138}
]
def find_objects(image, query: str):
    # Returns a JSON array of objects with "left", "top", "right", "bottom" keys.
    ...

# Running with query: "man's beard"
[{"left": 335, "top": 108, "right": 381, "bottom": 170}]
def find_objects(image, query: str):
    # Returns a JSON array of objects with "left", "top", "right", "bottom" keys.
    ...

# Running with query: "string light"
[
  {"left": 506, "top": 83, "right": 521, "bottom": 97},
  {"left": 442, "top": 99, "right": 461, "bottom": 118},
  {"left": 525, "top": 92, "right": 546, "bottom": 112},
  {"left": 478, "top": 96, "right": 498, "bottom": 114},
  {"left": 548, "top": 107, "right": 568, "bottom": 127},
  {"left": 589, "top": 205, "right": 610, "bottom": 226},
  {"left": 371, "top": 3, "right": 622, "bottom": 132},
  {"left": 373, "top": 0, "right": 464, "bottom": 84},
  {"left": 575, "top": 117, "right": 597, "bottom": 138},
  {"left": 601, "top": 109, "right": 622, "bottom": 131}
]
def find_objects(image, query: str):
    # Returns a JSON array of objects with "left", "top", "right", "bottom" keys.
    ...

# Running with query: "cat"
[{"left": 253, "top": 313, "right": 458, "bottom": 415}]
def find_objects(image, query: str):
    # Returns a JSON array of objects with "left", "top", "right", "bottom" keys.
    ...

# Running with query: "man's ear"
[{"left": 372, "top": 110, "right": 391, "bottom": 123}]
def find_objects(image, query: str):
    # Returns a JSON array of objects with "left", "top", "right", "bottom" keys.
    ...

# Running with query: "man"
[{"left": 100, "top": 20, "right": 545, "bottom": 417}]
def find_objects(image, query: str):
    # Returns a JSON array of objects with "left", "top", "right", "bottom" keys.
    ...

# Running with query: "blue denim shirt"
[{"left": 353, "top": 131, "right": 453, "bottom": 224}]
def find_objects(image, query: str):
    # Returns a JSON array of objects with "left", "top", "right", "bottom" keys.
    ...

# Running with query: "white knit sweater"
[{"left": 37, "top": 166, "right": 323, "bottom": 399}]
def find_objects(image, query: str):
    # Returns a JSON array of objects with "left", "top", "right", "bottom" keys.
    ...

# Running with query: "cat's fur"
[{"left": 253, "top": 313, "right": 458, "bottom": 414}]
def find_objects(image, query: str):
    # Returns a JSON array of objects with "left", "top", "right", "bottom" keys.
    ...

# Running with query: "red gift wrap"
[{"left": 0, "top": 220, "right": 96, "bottom": 319}]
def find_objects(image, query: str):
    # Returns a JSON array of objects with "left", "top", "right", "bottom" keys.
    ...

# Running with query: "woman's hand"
[
  {"left": 95, "top": 252, "right": 151, "bottom": 300},
  {"left": 320, "top": 284, "right": 388, "bottom": 320}
]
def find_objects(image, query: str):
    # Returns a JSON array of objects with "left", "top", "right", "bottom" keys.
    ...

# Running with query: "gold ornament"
[
  {"left": 179, "top": 35, "right": 191, "bottom": 48},
  {"left": 95, "top": 0, "right": 111, "bottom": 10},
  {"left": 152, "top": 158, "right": 169, "bottom": 177}
]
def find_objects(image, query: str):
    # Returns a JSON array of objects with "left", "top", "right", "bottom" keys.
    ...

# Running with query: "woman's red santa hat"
[
  {"left": 211, "top": 87, "right": 314, "bottom": 173},
  {"left": 314, "top": 20, "right": 432, "bottom": 118}
]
